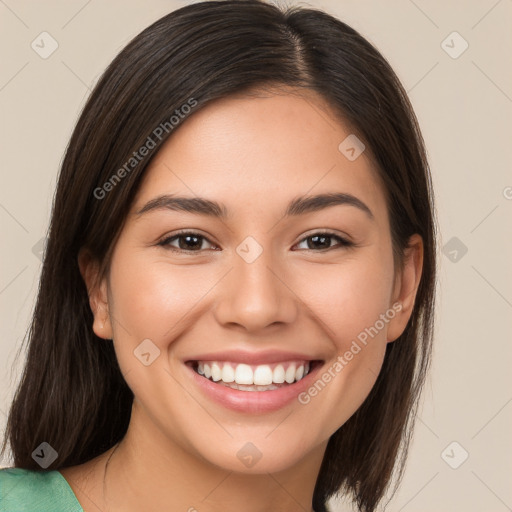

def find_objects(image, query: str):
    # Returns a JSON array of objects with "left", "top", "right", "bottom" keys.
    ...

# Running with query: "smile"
[
  {"left": 184, "top": 357, "right": 324, "bottom": 413},
  {"left": 190, "top": 360, "right": 313, "bottom": 390}
]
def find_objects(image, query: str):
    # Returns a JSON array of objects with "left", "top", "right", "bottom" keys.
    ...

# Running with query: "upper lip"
[{"left": 184, "top": 349, "right": 322, "bottom": 365}]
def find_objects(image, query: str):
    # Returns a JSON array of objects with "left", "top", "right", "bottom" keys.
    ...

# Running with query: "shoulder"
[{"left": 0, "top": 467, "right": 83, "bottom": 512}]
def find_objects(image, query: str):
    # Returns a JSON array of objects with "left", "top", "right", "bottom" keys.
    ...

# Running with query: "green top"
[{"left": 0, "top": 467, "right": 83, "bottom": 512}]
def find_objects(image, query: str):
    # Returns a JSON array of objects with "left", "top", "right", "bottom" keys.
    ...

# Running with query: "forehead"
[{"left": 134, "top": 89, "right": 388, "bottom": 225}]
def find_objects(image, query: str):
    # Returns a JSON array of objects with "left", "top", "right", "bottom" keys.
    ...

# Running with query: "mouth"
[{"left": 185, "top": 359, "right": 324, "bottom": 392}]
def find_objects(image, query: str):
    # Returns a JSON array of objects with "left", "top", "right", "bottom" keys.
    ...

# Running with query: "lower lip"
[{"left": 185, "top": 362, "right": 323, "bottom": 413}]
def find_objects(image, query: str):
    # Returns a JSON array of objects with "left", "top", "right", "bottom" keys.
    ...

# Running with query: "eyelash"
[{"left": 157, "top": 230, "right": 354, "bottom": 253}]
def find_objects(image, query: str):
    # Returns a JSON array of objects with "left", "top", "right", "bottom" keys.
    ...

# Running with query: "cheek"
[
  {"left": 295, "top": 253, "right": 395, "bottom": 348},
  {"left": 107, "top": 252, "right": 223, "bottom": 348},
  {"left": 292, "top": 257, "right": 395, "bottom": 431},
  {"left": 111, "top": 263, "right": 169, "bottom": 335},
  {"left": 105, "top": 253, "right": 220, "bottom": 411}
]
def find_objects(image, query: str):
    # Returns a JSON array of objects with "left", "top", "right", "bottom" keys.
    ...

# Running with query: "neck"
[{"left": 101, "top": 400, "right": 327, "bottom": 512}]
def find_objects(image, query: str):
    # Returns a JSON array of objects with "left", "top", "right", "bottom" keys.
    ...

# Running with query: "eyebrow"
[{"left": 135, "top": 192, "right": 374, "bottom": 220}]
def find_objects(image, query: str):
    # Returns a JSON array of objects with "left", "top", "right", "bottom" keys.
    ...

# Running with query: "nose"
[{"left": 213, "top": 246, "right": 298, "bottom": 332}]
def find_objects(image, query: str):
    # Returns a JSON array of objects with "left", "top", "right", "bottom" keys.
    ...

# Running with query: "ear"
[
  {"left": 386, "top": 234, "right": 423, "bottom": 343},
  {"left": 78, "top": 248, "right": 113, "bottom": 340}
]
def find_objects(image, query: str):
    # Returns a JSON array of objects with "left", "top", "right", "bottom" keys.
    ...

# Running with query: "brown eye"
[
  {"left": 158, "top": 232, "right": 217, "bottom": 252},
  {"left": 294, "top": 232, "right": 353, "bottom": 251}
]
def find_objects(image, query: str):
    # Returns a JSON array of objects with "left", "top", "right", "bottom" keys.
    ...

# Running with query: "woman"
[{"left": 0, "top": 1, "right": 437, "bottom": 511}]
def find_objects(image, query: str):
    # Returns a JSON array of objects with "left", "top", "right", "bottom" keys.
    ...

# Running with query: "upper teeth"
[{"left": 196, "top": 361, "right": 310, "bottom": 385}]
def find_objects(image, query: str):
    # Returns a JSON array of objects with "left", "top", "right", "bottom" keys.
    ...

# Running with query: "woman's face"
[{"left": 85, "top": 89, "right": 421, "bottom": 474}]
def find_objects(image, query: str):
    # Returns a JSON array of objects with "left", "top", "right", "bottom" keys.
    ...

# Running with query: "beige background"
[{"left": 1, "top": 1, "right": 511, "bottom": 511}]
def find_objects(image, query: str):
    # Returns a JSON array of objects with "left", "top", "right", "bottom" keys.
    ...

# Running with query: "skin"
[{"left": 60, "top": 88, "right": 423, "bottom": 512}]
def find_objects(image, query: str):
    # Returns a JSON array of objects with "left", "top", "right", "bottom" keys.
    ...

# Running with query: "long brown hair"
[{"left": 1, "top": 1, "right": 437, "bottom": 511}]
